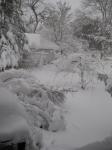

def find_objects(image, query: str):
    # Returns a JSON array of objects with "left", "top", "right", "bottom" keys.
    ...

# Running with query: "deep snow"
[
  {"left": 41, "top": 88, "right": 112, "bottom": 150},
  {"left": 0, "top": 88, "right": 30, "bottom": 142},
  {"left": 31, "top": 67, "right": 112, "bottom": 150}
]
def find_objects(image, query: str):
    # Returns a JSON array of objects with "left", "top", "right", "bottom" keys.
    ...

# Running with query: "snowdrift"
[
  {"left": 76, "top": 136, "right": 112, "bottom": 150},
  {"left": 0, "top": 69, "right": 65, "bottom": 149},
  {"left": 0, "top": 88, "right": 30, "bottom": 142}
]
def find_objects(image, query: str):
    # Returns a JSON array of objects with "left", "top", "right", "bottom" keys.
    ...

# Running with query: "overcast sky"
[
  {"left": 48, "top": 0, "right": 82, "bottom": 11},
  {"left": 67, "top": 0, "right": 82, "bottom": 10}
]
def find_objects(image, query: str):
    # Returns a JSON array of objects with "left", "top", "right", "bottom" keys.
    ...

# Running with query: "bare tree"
[
  {"left": 24, "top": 0, "right": 45, "bottom": 33},
  {"left": 44, "top": 1, "right": 71, "bottom": 42},
  {"left": 83, "top": 0, "right": 112, "bottom": 33},
  {"left": 57, "top": 1, "right": 71, "bottom": 41}
]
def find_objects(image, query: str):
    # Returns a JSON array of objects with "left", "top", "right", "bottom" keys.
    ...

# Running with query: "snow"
[
  {"left": 41, "top": 85, "right": 112, "bottom": 150},
  {"left": 31, "top": 69, "right": 80, "bottom": 91},
  {"left": 59, "top": 88, "right": 112, "bottom": 148},
  {"left": 0, "top": 116, "right": 30, "bottom": 143},
  {"left": 25, "top": 33, "right": 41, "bottom": 49},
  {"left": 31, "top": 64, "right": 112, "bottom": 150},
  {"left": 1, "top": 45, "right": 112, "bottom": 149},
  {"left": 0, "top": 88, "right": 27, "bottom": 118},
  {"left": 0, "top": 88, "right": 30, "bottom": 143},
  {"left": 0, "top": 34, "right": 19, "bottom": 70},
  {"left": 0, "top": 69, "right": 66, "bottom": 149},
  {"left": 26, "top": 33, "right": 59, "bottom": 50}
]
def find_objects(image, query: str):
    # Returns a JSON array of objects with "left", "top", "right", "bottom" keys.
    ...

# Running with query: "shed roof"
[{"left": 26, "top": 33, "right": 59, "bottom": 50}]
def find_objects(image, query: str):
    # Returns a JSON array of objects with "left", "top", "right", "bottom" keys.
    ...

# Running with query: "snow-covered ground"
[
  {"left": 30, "top": 64, "right": 112, "bottom": 150},
  {"left": 31, "top": 69, "right": 80, "bottom": 91},
  {"left": 43, "top": 87, "right": 112, "bottom": 149}
]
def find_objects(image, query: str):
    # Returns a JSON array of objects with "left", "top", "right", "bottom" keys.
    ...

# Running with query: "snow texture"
[{"left": 26, "top": 33, "right": 59, "bottom": 50}]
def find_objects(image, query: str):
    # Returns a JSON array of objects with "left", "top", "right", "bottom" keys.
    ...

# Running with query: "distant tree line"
[{"left": 71, "top": 0, "right": 112, "bottom": 57}]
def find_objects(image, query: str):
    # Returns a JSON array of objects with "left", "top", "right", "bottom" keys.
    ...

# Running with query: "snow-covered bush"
[
  {"left": 0, "top": 0, "right": 30, "bottom": 71},
  {"left": 0, "top": 34, "right": 18, "bottom": 70},
  {"left": 0, "top": 69, "right": 65, "bottom": 133},
  {"left": 57, "top": 37, "right": 84, "bottom": 56},
  {"left": 53, "top": 52, "right": 95, "bottom": 90},
  {"left": 0, "top": 31, "right": 30, "bottom": 71},
  {"left": 81, "top": 34, "right": 112, "bottom": 58},
  {"left": 0, "top": 87, "right": 42, "bottom": 150}
]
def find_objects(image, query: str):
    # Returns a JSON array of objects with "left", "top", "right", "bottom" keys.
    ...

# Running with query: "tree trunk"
[{"left": 31, "top": 6, "right": 39, "bottom": 33}]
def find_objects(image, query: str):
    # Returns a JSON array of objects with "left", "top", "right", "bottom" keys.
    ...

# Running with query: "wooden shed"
[{"left": 23, "top": 33, "right": 60, "bottom": 68}]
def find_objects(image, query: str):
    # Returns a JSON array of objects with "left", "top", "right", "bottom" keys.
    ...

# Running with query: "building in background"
[{"left": 22, "top": 33, "right": 60, "bottom": 68}]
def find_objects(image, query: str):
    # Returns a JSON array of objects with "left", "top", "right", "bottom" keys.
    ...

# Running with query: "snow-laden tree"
[
  {"left": 0, "top": 0, "right": 29, "bottom": 70},
  {"left": 82, "top": 0, "right": 112, "bottom": 36},
  {"left": 22, "top": 0, "right": 46, "bottom": 33},
  {"left": 72, "top": 7, "right": 112, "bottom": 57}
]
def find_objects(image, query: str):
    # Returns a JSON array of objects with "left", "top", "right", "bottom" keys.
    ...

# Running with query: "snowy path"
[
  {"left": 31, "top": 69, "right": 112, "bottom": 150},
  {"left": 31, "top": 69, "right": 80, "bottom": 90}
]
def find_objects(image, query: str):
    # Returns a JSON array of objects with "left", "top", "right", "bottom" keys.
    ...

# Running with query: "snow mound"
[
  {"left": 0, "top": 69, "right": 65, "bottom": 133},
  {"left": 0, "top": 88, "right": 30, "bottom": 143},
  {"left": 0, "top": 87, "right": 27, "bottom": 118},
  {"left": 76, "top": 136, "right": 112, "bottom": 150}
]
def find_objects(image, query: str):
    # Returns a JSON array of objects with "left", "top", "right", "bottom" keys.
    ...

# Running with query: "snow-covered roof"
[
  {"left": 26, "top": 33, "right": 59, "bottom": 51},
  {"left": 0, "top": 88, "right": 30, "bottom": 142}
]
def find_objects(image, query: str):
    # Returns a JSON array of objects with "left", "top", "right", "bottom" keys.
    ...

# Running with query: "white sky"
[
  {"left": 67, "top": 0, "right": 82, "bottom": 10},
  {"left": 47, "top": 0, "right": 82, "bottom": 11}
]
